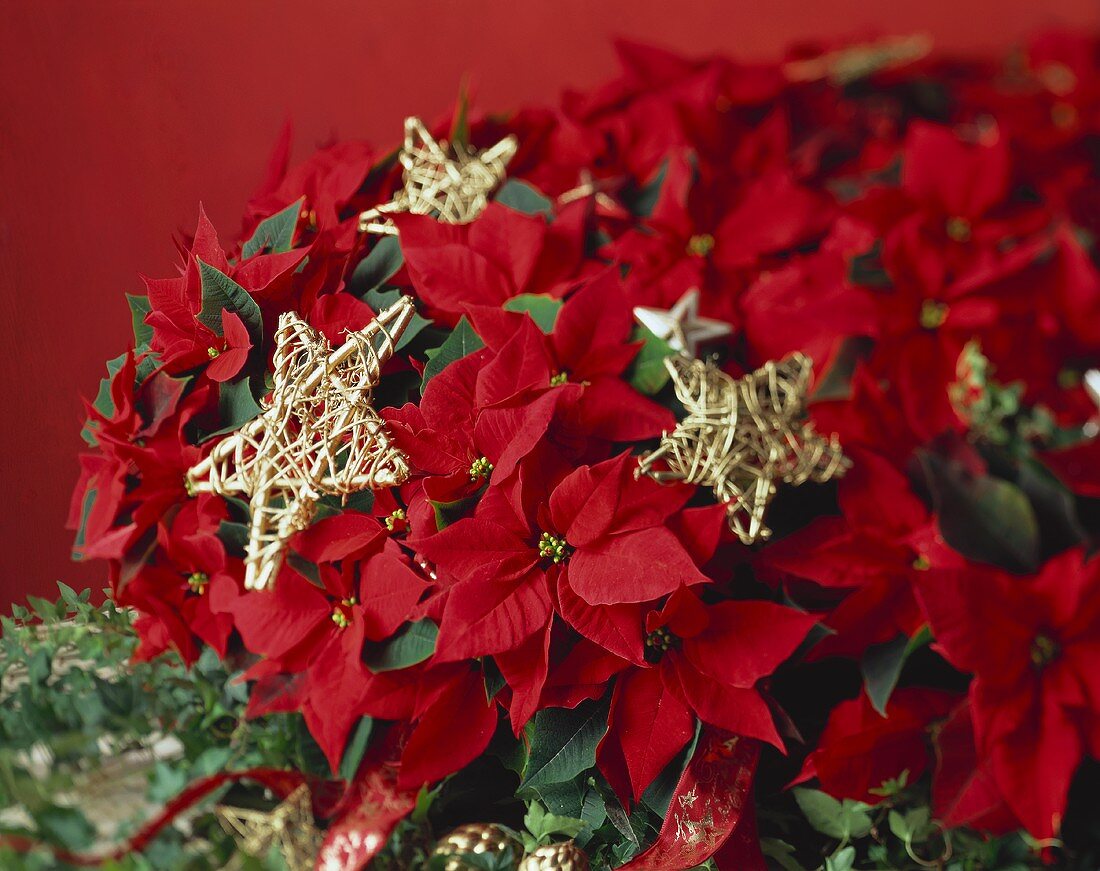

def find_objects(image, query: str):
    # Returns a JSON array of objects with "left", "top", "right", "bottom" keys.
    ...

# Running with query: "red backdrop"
[{"left": 1, "top": 0, "right": 1097, "bottom": 607}]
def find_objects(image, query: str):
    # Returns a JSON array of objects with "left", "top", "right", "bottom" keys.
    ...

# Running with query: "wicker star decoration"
[
  {"left": 358, "top": 116, "right": 518, "bottom": 235},
  {"left": 217, "top": 784, "right": 322, "bottom": 871},
  {"left": 636, "top": 352, "right": 850, "bottom": 544},
  {"left": 187, "top": 296, "right": 415, "bottom": 591}
]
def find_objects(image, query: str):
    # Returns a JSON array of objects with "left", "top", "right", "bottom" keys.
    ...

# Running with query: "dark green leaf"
[
  {"left": 196, "top": 259, "right": 263, "bottom": 345},
  {"left": 431, "top": 488, "right": 483, "bottom": 531},
  {"left": 339, "top": 716, "right": 375, "bottom": 780},
  {"left": 211, "top": 376, "right": 265, "bottom": 439},
  {"left": 495, "top": 180, "right": 553, "bottom": 216},
  {"left": 364, "top": 620, "right": 438, "bottom": 672},
  {"left": 70, "top": 487, "right": 97, "bottom": 558},
  {"left": 624, "top": 159, "right": 668, "bottom": 218},
  {"left": 503, "top": 294, "right": 562, "bottom": 333},
  {"left": 350, "top": 235, "right": 405, "bottom": 298},
  {"left": 217, "top": 520, "right": 250, "bottom": 556},
  {"left": 917, "top": 449, "right": 1040, "bottom": 573},
  {"left": 126, "top": 294, "right": 154, "bottom": 346},
  {"left": 421, "top": 317, "right": 484, "bottom": 389},
  {"left": 861, "top": 633, "right": 908, "bottom": 716},
  {"left": 520, "top": 696, "right": 611, "bottom": 795},
  {"left": 92, "top": 353, "right": 129, "bottom": 419},
  {"left": 242, "top": 198, "right": 303, "bottom": 259},
  {"left": 362, "top": 286, "right": 430, "bottom": 350}
]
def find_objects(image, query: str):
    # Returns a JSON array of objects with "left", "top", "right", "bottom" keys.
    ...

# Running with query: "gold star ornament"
[
  {"left": 633, "top": 289, "right": 733, "bottom": 358},
  {"left": 358, "top": 116, "right": 518, "bottom": 235},
  {"left": 217, "top": 784, "right": 322, "bottom": 871},
  {"left": 636, "top": 352, "right": 849, "bottom": 544},
  {"left": 187, "top": 296, "right": 416, "bottom": 591}
]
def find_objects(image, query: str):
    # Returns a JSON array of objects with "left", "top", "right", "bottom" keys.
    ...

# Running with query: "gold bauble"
[
  {"left": 432, "top": 823, "right": 523, "bottom": 870},
  {"left": 518, "top": 841, "right": 591, "bottom": 871}
]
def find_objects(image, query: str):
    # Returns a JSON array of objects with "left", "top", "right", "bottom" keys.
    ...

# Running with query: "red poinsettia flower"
[
  {"left": 793, "top": 687, "right": 957, "bottom": 803},
  {"left": 757, "top": 449, "right": 957, "bottom": 660},
  {"left": 914, "top": 548, "right": 1100, "bottom": 838},
  {"left": 598, "top": 586, "right": 817, "bottom": 802},
  {"left": 607, "top": 152, "right": 835, "bottom": 322},
  {"left": 395, "top": 200, "right": 588, "bottom": 320},
  {"left": 383, "top": 328, "right": 583, "bottom": 512},
  {"left": 932, "top": 699, "right": 1021, "bottom": 834},
  {"left": 410, "top": 451, "right": 705, "bottom": 665},
  {"left": 229, "top": 527, "right": 429, "bottom": 770},
  {"left": 204, "top": 309, "right": 253, "bottom": 382},
  {"left": 144, "top": 206, "right": 307, "bottom": 373},
  {"left": 464, "top": 270, "right": 675, "bottom": 443}
]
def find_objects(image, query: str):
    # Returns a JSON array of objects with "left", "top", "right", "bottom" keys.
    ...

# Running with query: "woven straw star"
[
  {"left": 217, "top": 784, "right": 322, "bottom": 871},
  {"left": 187, "top": 296, "right": 415, "bottom": 590},
  {"left": 636, "top": 353, "right": 849, "bottom": 544},
  {"left": 358, "top": 116, "right": 518, "bottom": 235}
]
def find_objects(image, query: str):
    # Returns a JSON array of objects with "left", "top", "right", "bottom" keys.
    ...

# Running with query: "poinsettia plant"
[{"left": 37, "top": 28, "right": 1100, "bottom": 871}]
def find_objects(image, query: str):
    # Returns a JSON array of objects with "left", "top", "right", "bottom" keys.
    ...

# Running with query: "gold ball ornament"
[
  {"left": 518, "top": 841, "right": 591, "bottom": 871},
  {"left": 432, "top": 823, "right": 523, "bottom": 870}
]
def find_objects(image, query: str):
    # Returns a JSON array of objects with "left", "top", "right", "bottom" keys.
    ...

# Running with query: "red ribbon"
[
  {"left": 618, "top": 729, "right": 763, "bottom": 870},
  {"left": 0, "top": 767, "right": 306, "bottom": 867},
  {"left": 314, "top": 728, "right": 419, "bottom": 871}
]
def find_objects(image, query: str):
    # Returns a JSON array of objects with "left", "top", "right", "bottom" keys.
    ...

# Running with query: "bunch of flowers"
[{"left": 66, "top": 31, "right": 1100, "bottom": 870}]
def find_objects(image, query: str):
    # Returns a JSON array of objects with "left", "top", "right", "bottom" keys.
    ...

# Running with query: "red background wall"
[{"left": 1, "top": 0, "right": 1097, "bottom": 607}]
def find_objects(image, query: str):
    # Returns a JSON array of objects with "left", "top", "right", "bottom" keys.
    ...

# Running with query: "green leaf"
[
  {"left": 861, "top": 632, "right": 908, "bottom": 716},
  {"left": 793, "top": 788, "right": 873, "bottom": 841},
  {"left": 364, "top": 620, "right": 438, "bottom": 672},
  {"left": 127, "top": 294, "right": 154, "bottom": 346},
  {"left": 626, "top": 325, "right": 674, "bottom": 395},
  {"left": 70, "top": 486, "right": 97, "bottom": 558},
  {"left": 916, "top": 449, "right": 1040, "bottom": 573},
  {"left": 216, "top": 520, "right": 250, "bottom": 556},
  {"left": 520, "top": 696, "right": 611, "bottom": 796},
  {"left": 888, "top": 806, "right": 932, "bottom": 844},
  {"left": 760, "top": 838, "right": 805, "bottom": 871},
  {"left": 495, "top": 180, "right": 553, "bottom": 216},
  {"left": 825, "top": 845, "right": 856, "bottom": 871},
  {"left": 362, "top": 286, "right": 430, "bottom": 350},
  {"left": 33, "top": 806, "right": 96, "bottom": 851},
  {"left": 524, "top": 801, "right": 587, "bottom": 844},
  {"left": 350, "top": 235, "right": 405, "bottom": 298},
  {"left": 196, "top": 258, "right": 263, "bottom": 346},
  {"left": 339, "top": 716, "right": 374, "bottom": 780},
  {"left": 92, "top": 352, "right": 129, "bottom": 419},
  {"left": 421, "top": 317, "right": 484, "bottom": 389},
  {"left": 503, "top": 294, "right": 562, "bottom": 333},
  {"left": 431, "top": 490, "right": 482, "bottom": 531},
  {"left": 624, "top": 159, "right": 669, "bottom": 218},
  {"left": 242, "top": 198, "right": 303, "bottom": 259},
  {"left": 211, "top": 376, "right": 265, "bottom": 439}
]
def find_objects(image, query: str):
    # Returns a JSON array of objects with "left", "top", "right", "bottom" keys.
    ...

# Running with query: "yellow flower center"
[{"left": 687, "top": 233, "right": 716, "bottom": 257}]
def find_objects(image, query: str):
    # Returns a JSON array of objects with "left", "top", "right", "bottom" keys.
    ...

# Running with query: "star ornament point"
[
  {"left": 358, "top": 116, "right": 518, "bottom": 235},
  {"left": 637, "top": 352, "right": 850, "bottom": 544},
  {"left": 187, "top": 296, "right": 416, "bottom": 591},
  {"left": 633, "top": 289, "right": 732, "bottom": 358},
  {"left": 217, "top": 784, "right": 322, "bottom": 871}
]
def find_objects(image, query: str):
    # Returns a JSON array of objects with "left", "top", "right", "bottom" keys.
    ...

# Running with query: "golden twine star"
[
  {"left": 187, "top": 296, "right": 415, "bottom": 591},
  {"left": 358, "top": 116, "right": 518, "bottom": 235},
  {"left": 783, "top": 33, "right": 933, "bottom": 85},
  {"left": 217, "top": 784, "right": 322, "bottom": 871},
  {"left": 636, "top": 352, "right": 850, "bottom": 544}
]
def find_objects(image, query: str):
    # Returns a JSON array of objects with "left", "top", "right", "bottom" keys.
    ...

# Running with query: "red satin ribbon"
[
  {"left": 618, "top": 729, "right": 763, "bottom": 870},
  {"left": 314, "top": 728, "right": 418, "bottom": 871}
]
